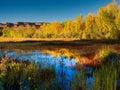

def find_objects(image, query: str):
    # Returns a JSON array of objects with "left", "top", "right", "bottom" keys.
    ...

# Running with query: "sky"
[{"left": 0, "top": 0, "right": 113, "bottom": 23}]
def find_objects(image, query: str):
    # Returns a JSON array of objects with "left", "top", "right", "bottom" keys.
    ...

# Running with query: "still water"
[{"left": 0, "top": 51, "right": 94, "bottom": 90}]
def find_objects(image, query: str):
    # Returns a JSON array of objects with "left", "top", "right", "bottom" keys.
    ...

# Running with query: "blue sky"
[{"left": 0, "top": 0, "right": 112, "bottom": 23}]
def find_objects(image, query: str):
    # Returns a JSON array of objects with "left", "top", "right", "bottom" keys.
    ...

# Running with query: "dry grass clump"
[{"left": 0, "top": 57, "right": 10, "bottom": 72}]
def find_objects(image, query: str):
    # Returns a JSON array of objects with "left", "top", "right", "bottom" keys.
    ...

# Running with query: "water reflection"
[
  {"left": 0, "top": 50, "right": 119, "bottom": 90},
  {"left": 0, "top": 51, "right": 77, "bottom": 90}
]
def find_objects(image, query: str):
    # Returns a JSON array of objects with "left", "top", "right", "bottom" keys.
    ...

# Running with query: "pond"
[
  {"left": 0, "top": 42, "right": 120, "bottom": 90},
  {"left": 0, "top": 51, "right": 94, "bottom": 90}
]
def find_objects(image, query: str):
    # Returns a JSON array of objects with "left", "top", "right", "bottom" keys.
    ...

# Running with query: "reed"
[
  {"left": 93, "top": 64, "right": 117, "bottom": 90},
  {"left": 0, "top": 58, "right": 56, "bottom": 89}
]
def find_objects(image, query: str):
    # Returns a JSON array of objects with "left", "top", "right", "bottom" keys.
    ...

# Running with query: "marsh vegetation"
[
  {"left": 0, "top": 1, "right": 120, "bottom": 90},
  {"left": 0, "top": 41, "right": 120, "bottom": 90}
]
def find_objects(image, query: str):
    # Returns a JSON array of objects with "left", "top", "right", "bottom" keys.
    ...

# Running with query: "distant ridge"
[{"left": 0, "top": 22, "right": 49, "bottom": 29}]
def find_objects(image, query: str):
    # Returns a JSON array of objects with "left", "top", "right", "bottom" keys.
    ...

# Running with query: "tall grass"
[
  {"left": 93, "top": 46, "right": 120, "bottom": 90},
  {"left": 0, "top": 46, "right": 120, "bottom": 90},
  {"left": 93, "top": 64, "right": 117, "bottom": 90},
  {"left": 0, "top": 58, "right": 56, "bottom": 90},
  {"left": 70, "top": 70, "right": 87, "bottom": 90}
]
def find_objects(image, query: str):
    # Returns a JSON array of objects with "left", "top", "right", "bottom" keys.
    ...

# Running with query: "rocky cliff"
[{"left": 0, "top": 22, "right": 47, "bottom": 29}]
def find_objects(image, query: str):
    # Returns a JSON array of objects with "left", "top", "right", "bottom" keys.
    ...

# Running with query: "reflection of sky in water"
[
  {"left": 0, "top": 52, "right": 94, "bottom": 90},
  {"left": 3, "top": 52, "right": 77, "bottom": 68}
]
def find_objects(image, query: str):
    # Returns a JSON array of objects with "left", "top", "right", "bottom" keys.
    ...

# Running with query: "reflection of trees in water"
[{"left": 0, "top": 49, "right": 119, "bottom": 89}]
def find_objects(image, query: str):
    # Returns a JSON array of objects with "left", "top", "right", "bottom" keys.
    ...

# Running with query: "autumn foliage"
[{"left": 1, "top": 3, "right": 120, "bottom": 39}]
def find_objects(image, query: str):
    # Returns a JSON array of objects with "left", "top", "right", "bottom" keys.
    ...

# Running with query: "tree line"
[{"left": 1, "top": 3, "right": 120, "bottom": 39}]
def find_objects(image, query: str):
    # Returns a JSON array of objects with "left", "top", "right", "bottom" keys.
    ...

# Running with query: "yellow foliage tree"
[
  {"left": 96, "top": 3, "right": 117, "bottom": 39},
  {"left": 84, "top": 14, "right": 97, "bottom": 39},
  {"left": 115, "top": 6, "right": 120, "bottom": 30},
  {"left": 75, "top": 15, "right": 83, "bottom": 31}
]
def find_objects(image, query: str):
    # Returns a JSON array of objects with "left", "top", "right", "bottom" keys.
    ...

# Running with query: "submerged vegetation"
[{"left": 0, "top": 3, "right": 120, "bottom": 39}]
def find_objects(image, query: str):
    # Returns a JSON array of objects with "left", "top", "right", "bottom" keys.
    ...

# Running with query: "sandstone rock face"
[{"left": 0, "top": 22, "right": 47, "bottom": 29}]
